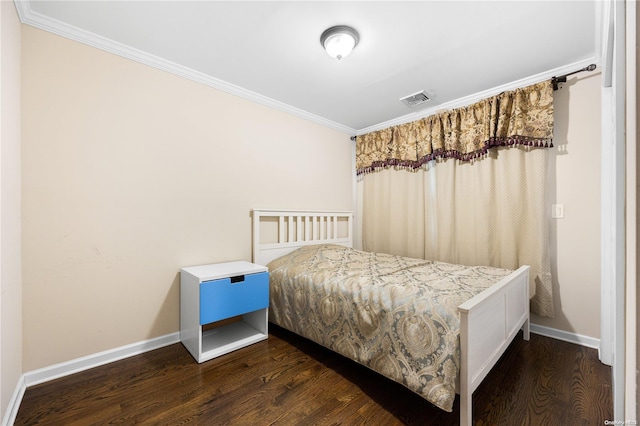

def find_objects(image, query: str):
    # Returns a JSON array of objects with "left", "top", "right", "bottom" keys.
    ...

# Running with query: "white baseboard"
[
  {"left": 2, "top": 375, "right": 26, "bottom": 426},
  {"left": 530, "top": 323, "right": 600, "bottom": 350},
  {"left": 4, "top": 325, "right": 597, "bottom": 425},
  {"left": 2, "top": 333, "right": 180, "bottom": 425},
  {"left": 24, "top": 332, "right": 180, "bottom": 388},
  {"left": 15, "top": 326, "right": 599, "bottom": 387}
]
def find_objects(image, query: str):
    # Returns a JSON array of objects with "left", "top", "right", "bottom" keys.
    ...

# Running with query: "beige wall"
[
  {"left": 1, "top": 0, "right": 23, "bottom": 420},
  {"left": 21, "top": 26, "right": 353, "bottom": 371},
  {"left": 19, "top": 18, "right": 605, "bottom": 372},
  {"left": 531, "top": 72, "right": 602, "bottom": 338}
]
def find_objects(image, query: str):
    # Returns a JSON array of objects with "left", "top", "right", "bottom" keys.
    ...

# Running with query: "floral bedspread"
[{"left": 267, "top": 244, "right": 512, "bottom": 412}]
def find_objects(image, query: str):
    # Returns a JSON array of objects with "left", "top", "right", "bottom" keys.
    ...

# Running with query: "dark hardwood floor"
[{"left": 15, "top": 325, "right": 612, "bottom": 425}]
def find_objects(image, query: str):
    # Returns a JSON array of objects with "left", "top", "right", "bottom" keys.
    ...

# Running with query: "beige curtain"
[
  {"left": 356, "top": 80, "right": 554, "bottom": 174},
  {"left": 357, "top": 81, "right": 555, "bottom": 318},
  {"left": 434, "top": 147, "right": 552, "bottom": 317},
  {"left": 361, "top": 148, "right": 553, "bottom": 318},
  {"left": 362, "top": 167, "right": 429, "bottom": 260}
]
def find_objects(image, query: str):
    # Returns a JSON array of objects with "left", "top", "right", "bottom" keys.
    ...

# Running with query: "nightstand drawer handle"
[{"left": 230, "top": 275, "right": 244, "bottom": 284}]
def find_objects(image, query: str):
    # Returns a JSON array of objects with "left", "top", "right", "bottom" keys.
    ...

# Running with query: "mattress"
[{"left": 267, "top": 243, "right": 513, "bottom": 411}]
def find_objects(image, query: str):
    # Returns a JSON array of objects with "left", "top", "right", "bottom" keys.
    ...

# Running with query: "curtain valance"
[{"left": 356, "top": 80, "right": 554, "bottom": 175}]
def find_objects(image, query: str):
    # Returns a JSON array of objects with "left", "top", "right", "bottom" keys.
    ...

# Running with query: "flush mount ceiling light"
[{"left": 320, "top": 25, "right": 359, "bottom": 60}]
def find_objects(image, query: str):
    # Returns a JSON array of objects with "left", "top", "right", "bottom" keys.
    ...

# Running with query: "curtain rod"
[
  {"left": 551, "top": 63, "right": 597, "bottom": 90},
  {"left": 351, "top": 64, "right": 598, "bottom": 140}
]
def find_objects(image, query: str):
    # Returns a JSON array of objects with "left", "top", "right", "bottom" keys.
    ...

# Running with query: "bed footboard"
[
  {"left": 458, "top": 265, "right": 530, "bottom": 426},
  {"left": 252, "top": 208, "right": 530, "bottom": 424}
]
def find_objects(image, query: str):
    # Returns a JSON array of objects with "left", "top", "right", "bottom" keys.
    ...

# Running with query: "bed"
[{"left": 252, "top": 209, "right": 530, "bottom": 426}]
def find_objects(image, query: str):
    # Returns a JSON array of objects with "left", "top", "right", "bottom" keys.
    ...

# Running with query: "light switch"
[{"left": 552, "top": 204, "right": 565, "bottom": 219}]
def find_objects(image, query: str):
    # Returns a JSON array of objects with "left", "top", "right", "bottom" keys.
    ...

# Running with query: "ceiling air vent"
[{"left": 400, "top": 90, "right": 431, "bottom": 107}]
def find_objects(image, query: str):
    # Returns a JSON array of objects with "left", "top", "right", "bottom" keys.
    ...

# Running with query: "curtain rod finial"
[{"left": 552, "top": 64, "right": 597, "bottom": 90}]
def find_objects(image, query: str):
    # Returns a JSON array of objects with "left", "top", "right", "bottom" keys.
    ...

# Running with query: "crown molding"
[
  {"left": 14, "top": 0, "right": 596, "bottom": 138},
  {"left": 13, "top": 1, "right": 356, "bottom": 135},
  {"left": 356, "top": 57, "right": 600, "bottom": 135}
]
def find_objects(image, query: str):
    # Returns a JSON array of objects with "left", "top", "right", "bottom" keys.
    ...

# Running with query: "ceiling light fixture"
[{"left": 320, "top": 25, "right": 359, "bottom": 60}]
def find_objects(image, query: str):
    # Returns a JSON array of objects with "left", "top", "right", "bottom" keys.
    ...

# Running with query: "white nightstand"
[{"left": 180, "top": 261, "right": 269, "bottom": 363}]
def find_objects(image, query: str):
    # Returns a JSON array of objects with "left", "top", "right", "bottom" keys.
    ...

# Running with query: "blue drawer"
[{"left": 200, "top": 271, "right": 269, "bottom": 325}]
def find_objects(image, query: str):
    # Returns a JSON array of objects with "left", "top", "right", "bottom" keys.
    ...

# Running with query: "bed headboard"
[{"left": 252, "top": 209, "right": 353, "bottom": 266}]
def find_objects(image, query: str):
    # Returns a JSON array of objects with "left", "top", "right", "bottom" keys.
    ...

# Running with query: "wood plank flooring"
[{"left": 15, "top": 325, "right": 612, "bottom": 425}]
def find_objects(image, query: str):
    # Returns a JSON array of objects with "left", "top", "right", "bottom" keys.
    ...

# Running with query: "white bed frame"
[{"left": 252, "top": 209, "right": 530, "bottom": 426}]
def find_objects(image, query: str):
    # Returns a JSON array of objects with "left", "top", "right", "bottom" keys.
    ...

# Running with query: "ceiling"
[{"left": 17, "top": 1, "right": 598, "bottom": 134}]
